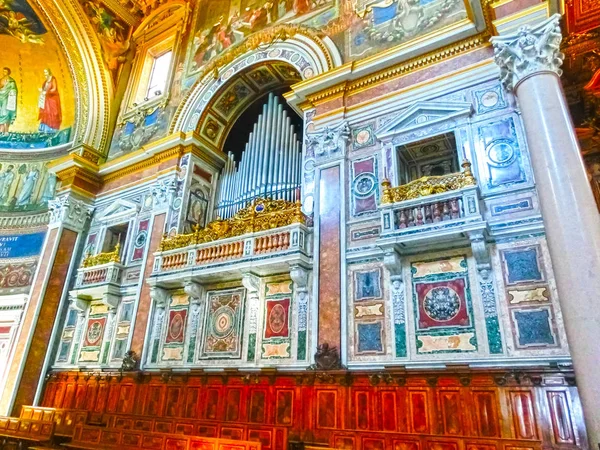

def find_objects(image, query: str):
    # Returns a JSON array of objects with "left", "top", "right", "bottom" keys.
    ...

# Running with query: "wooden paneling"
[{"left": 42, "top": 371, "right": 587, "bottom": 450}]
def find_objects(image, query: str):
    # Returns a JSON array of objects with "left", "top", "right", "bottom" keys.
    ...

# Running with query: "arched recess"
[
  {"left": 30, "top": 0, "right": 113, "bottom": 154},
  {"left": 191, "top": 61, "right": 303, "bottom": 154},
  {"left": 171, "top": 29, "right": 342, "bottom": 135}
]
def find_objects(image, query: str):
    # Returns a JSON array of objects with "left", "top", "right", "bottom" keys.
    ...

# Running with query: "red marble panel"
[
  {"left": 380, "top": 390, "right": 397, "bottom": 431},
  {"left": 165, "top": 386, "right": 183, "bottom": 417},
  {"left": 316, "top": 390, "right": 337, "bottom": 429},
  {"left": 393, "top": 439, "right": 420, "bottom": 450},
  {"left": 363, "top": 437, "right": 386, "bottom": 450},
  {"left": 75, "top": 384, "right": 87, "bottom": 409},
  {"left": 130, "top": 213, "right": 166, "bottom": 354},
  {"left": 318, "top": 165, "right": 342, "bottom": 348},
  {"left": 409, "top": 390, "right": 429, "bottom": 434},
  {"left": 249, "top": 390, "right": 266, "bottom": 423},
  {"left": 546, "top": 390, "right": 576, "bottom": 445},
  {"left": 225, "top": 389, "right": 242, "bottom": 421},
  {"left": 117, "top": 384, "right": 135, "bottom": 414},
  {"left": 205, "top": 388, "right": 220, "bottom": 420},
  {"left": 439, "top": 390, "right": 462, "bottom": 435},
  {"left": 355, "top": 390, "right": 370, "bottom": 430},
  {"left": 275, "top": 389, "right": 293, "bottom": 425},
  {"left": 63, "top": 383, "right": 76, "bottom": 408},
  {"left": 185, "top": 387, "right": 201, "bottom": 418},
  {"left": 509, "top": 391, "right": 538, "bottom": 440},
  {"left": 145, "top": 385, "right": 164, "bottom": 416},
  {"left": 472, "top": 391, "right": 499, "bottom": 437}
]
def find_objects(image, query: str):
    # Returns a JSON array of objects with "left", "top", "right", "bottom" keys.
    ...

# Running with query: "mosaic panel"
[
  {"left": 165, "top": 309, "right": 187, "bottom": 344},
  {"left": 131, "top": 218, "right": 149, "bottom": 262},
  {"left": 262, "top": 280, "right": 293, "bottom": 360},
  {"left": 512, "top": 307, "right": 558, "bottom": 348},
  {"left": 411, "top": 256, "right": 478, "bottom": 354},
  {"left": 499, "top": 244, "right": 561, "bottom": 351},
  {"left": 351, "top": 156, "right": 379, "bottom": 217},
  {"left": 473, "top": 84, "right": 507, "bottom": 115},
  {"left": 356, "top": 321, "right": 384, "bottom": 354},
  {"left": 501, "top": 246, "right": 544, "bottom": 286},
  {"left": 354, "top": 268, "right": 383, "bottom": 301},
  {"left": 477, "top": 117, "right": 526, "bottom": 188},
  {"left": 352, "top": 124, "right": 376, "bottom": 150},
  {"left": 200, "top": 289, "right": 246, "bottom": 359}
]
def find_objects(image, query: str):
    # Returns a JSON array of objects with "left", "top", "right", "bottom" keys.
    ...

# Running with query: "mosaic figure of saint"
[
  {"left": 38, "top": 68, "right": 62, "bottom": 133},
  {"left": 0, "top": 67, "right": 17, "bottom": 133},
  {"left": 0, "top": 165, "right": 14, "bottom": 205},
  {"left": 40, "top": 172, "right": 57, "bottom": 203},
  {"left": 16, "top": 167, "right": 38, "bottom": 206}
]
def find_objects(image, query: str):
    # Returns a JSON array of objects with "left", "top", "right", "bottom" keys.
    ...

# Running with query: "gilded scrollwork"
[
  {"left": 81, "top": 242, "right": 121, "bottom": 268},
  {"left": 381, "top": 160, "right": 476, "bottom": 204},
  {"left": 160, "top": 197, "right": 306, "bottom": 251}
]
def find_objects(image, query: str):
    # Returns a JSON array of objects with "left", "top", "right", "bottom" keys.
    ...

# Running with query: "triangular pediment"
[
  {"left": 376, "top": 101, "right": 473, "bottom": 140},
  {"left": 97, "top": 199, "right": 139, "bottom": 222}
]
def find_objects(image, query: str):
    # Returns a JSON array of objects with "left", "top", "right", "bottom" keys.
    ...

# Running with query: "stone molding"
[{"left": 491, "top": 14, "right": 564, "bottom": 92}]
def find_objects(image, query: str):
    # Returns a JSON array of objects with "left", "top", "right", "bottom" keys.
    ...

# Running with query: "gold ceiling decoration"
[
  {"left": 381, "top": 160, "right": 476, "bottom": 204},
  {"left": 160, "top": 198, "right": 307, "bottom": 252}
]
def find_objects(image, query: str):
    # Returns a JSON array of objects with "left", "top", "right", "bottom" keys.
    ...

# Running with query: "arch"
[
  {"left": 0, "top": 0, "right": 114, "bottom": 156},
  {"left": 171, "top": 27, "right": 342, "bottom": 135},
  {"left": 191, "top": 60, "right": 303, "bottom": 154}
]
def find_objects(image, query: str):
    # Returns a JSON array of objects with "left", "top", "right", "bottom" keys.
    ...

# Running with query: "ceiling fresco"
[
  {"left": 182, "top": 0, "right": 469, "bottom": 87},
  {"left": 0, "top": 0, "right": 76, "bottom": 150}
]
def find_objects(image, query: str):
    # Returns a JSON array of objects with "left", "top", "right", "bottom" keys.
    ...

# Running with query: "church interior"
[{"left": 0, "top": 0, "right": 599, "bottom": 449}]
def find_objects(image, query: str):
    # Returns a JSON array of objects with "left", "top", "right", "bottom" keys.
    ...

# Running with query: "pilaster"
[{"left": 0, "top": 193, "right": 93, "bottom": 415}]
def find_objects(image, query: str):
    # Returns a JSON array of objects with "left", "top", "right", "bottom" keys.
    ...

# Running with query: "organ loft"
[{"left": 0, "top": 0, "right": 600, "bottom": 449}]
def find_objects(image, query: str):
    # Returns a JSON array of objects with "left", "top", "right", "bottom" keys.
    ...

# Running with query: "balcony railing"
[
  {"left": 75, "top": 262, "right": 123, "bottom": 288},
  {"left": 152, "top": 198, "right": 311, "bottom": 276},
  {"left": 75, "top": 244, "right": 123, "bottom": 288},
  {"left": 378, "top": 161, "right": 486, "bottom": 247}
]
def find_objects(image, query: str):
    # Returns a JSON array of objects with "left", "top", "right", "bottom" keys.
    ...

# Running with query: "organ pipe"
[{"left": 216, "top": 93, "right": 303, "bottom": 219}]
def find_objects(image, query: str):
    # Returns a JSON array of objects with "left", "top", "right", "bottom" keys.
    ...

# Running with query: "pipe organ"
[{"left": 216, "top": 93, "right": 302, "bottom": 219}]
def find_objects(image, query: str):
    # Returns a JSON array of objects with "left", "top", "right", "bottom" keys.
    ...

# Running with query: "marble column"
[
  {"left": 0, "top": 194, "right": 93, "bottom": 415},
  {"left": 492, "top": 14, "right": 600, "bottom": 446}
]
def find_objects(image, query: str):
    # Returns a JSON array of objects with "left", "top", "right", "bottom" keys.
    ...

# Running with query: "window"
[
  {"left": 146, "top": 50, "right": 172, "bottom": 100},
  {"left": 102, "top": 223, "right": 129, "bottom": 261},
  {"left": 396, "top": 133, "right": 459, "bottom": 185}
]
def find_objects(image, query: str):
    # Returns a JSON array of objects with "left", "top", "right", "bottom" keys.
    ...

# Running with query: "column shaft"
[{"left": 517, "top": 73, "right": 600, "bottom": 446}]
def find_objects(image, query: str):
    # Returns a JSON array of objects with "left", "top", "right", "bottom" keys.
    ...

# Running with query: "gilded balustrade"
[
  {"left": 81, "top": 243, "right": 121, "bottom": 268},
  {"left": 381, "top": 160, "right": 476, "bottom": 204},
  {"left": 159, "top": 198, "right": 307, "bottom": 252}
]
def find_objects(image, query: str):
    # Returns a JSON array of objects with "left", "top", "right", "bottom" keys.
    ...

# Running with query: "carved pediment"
[
  {"left": 376, "top": 101, "right": 473, "bottom": 141},
  {"left": 97, "top": 199, "right": 140, "bottom": 223}
]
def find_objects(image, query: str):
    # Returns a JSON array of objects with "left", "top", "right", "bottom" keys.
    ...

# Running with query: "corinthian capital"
[
  {"left": 491, "top": 14, "right": 564, "bottom": 92},
  {"left": 48, "top": 194, "right": 94, "bottom": 232}
]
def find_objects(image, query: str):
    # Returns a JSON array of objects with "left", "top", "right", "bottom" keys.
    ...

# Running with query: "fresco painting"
[{"left": 0, "top": 0, "right": 75, "bottom": 149}]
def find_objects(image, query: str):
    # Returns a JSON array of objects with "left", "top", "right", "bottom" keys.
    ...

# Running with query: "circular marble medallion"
[
  {"left": 481, "top": 91, "right": 499, "bottom": 108},
  {"left": 135, "top": 230, "right": 147, "bottom": 248},
  {"left": 355, "top": 129, "right": 372, "bottom": 146},
  {"left": 303, "top": 67, "right": 314, "bottom": 79},
  {"left": 268, "top": 49, "right": 282, "bottom": 58},
  {"left": 423, "top": 287, "right": 460, "bottom": 322},
  {"left": 169, "top": 314, "right": 184, "bottom": 341},
  {"left": 353, "top": 173, "right": 377, "bottom": 198},
  {"left": 87, "top": 322, "right": 103, "bottom": 345},
  {"left": 212, "top": 307, "right": 234, "bottom": 338},
  {"left": 268, "top": 304, "right": 286, "bottom": 334},
  {"left": 487, "top": 140, "right": 515, "bottom": 166}
]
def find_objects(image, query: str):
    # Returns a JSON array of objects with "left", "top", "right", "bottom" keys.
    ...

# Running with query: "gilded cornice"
[{"left": 296, "top": 33, "right": 490, "bottom": 111}]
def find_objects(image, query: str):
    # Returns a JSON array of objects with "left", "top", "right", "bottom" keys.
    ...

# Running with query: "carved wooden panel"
[{"left": 41, "top": 371, "right": 587, "bottom": 450}]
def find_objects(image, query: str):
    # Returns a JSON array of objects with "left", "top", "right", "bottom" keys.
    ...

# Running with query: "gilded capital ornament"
[{"left": 490, "top": 14, "right": 564, "bottom": 92}]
